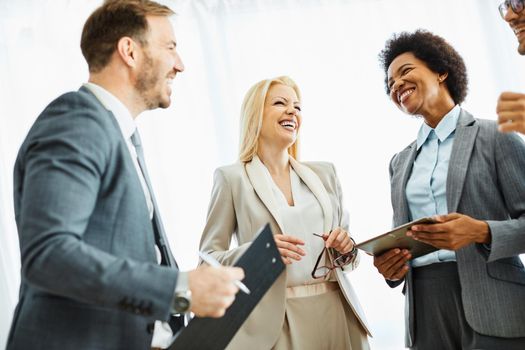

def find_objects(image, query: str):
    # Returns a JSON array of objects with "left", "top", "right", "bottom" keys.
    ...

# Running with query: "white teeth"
[
  {"left": 279, "top": 120, "right": 296, "bottom": 130},
  {"left": 399, "top": 89, "right": 414, "bottom": 103}
]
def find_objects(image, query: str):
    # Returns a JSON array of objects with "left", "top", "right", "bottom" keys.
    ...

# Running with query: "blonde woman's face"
[{"left": 259, "top": 84, "right": 301, "bottom": 150}]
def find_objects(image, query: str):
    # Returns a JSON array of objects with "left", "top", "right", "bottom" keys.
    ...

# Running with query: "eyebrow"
[{"left": 388, "top": 63, "right": 413, "bottom": 86}]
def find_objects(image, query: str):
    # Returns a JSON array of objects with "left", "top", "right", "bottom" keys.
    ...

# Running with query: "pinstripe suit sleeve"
[{"left": 485, "top": 130, "right": 525, "bottom": 261}]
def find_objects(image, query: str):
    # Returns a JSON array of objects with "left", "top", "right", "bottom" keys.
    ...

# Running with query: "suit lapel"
[
  {"left": 245, "top": 156, "right": 285, "bottom": 232},
  {"left": 391, "top": 143, "right": 417, "bottom": 226},
  {"left": 446, "top": 110, "right": 478, "bottom": 213},
  {"left": 290, "top": 158, "right": 333, "bottom": 232}
]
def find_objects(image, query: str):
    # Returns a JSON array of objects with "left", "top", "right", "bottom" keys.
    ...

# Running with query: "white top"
[
  {"left": 83, "top": 83, "right": 173, "bottom": 349},
  {"left": 264, "top": 166, "right": 325, "bottom": 287}
]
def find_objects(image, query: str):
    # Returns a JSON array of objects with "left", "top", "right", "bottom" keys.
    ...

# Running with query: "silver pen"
[{"left": 198, "top": 251, "right": 251, "bottom": 295}]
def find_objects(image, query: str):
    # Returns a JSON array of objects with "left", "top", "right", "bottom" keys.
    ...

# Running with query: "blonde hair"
[{"left": 239, "top": 76, "right": 301, "bottom": 162}]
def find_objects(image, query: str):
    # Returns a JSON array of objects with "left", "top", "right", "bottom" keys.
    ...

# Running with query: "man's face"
[
  {"left": 502, "top": 0, "right": 525, "bottom": 55},
  {"left": 135, "top": 16, "right": 184, "bottom": 110}
]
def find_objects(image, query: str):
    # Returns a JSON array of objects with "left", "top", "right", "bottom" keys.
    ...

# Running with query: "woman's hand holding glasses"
[{"left": 315, "top": 227, "right": 355, "bottom": 254}]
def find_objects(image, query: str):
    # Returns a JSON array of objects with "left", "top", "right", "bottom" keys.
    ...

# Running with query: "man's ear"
[{"left": 116, "top": 37, "right": 137, "bottom": 68}]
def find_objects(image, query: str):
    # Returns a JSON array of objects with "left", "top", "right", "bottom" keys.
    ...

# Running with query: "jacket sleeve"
[
  {"left": 331, "top": 163, "right": 360, "bottom": 271},
  {"left": 485, "top": 130, "right": 525, "bottom": 261},
  {"left": 199, "top": 168, "right": 251, "bottom": 266}
]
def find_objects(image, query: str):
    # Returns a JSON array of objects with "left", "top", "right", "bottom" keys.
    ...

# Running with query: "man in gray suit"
[
  {"left": 6, "top": 1, "right": 243, "bottom": 349},
  {"left": 497, "top": 0, "right": 525, "bottom": 134}
]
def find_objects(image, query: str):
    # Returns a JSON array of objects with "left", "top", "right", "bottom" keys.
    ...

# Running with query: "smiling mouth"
[
  {"left": 398, "top": 88, "right": 415, "bottom": 104},
  {"left": 279, "top": 120, "right": 296, "bottom": 131}
]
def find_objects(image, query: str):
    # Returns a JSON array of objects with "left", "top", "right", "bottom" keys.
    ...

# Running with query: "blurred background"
[{"left": 1, "top": 0, "right": 523, "bottom": 348}]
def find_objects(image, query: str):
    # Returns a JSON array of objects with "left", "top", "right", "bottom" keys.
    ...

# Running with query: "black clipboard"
[
  {"left": 169, "top": 223, "right": 285, "bottom": 349},
  {"left": 355, "top": 217, "right": 438, "bottom": 258}
]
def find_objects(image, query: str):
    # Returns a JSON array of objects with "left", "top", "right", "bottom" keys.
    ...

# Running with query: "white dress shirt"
[{"left": 83, "top": 83, "right": 174, "bottom": 348}]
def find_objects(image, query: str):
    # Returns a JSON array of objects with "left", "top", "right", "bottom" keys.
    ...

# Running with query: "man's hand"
[
  {"left": 497, "top": 91, "right": 525, "bottom": 134},
  {"left": 373, "top": 248, "right": 411, "bottom": 281},
  {"left": 188, "top": 265, "right": 244, "bottom": 317},
  {"left": 407, "top": 213, "right": 490, "bottom": 250},
  {"left": 320, "top": 227, "right": 354, "bottom": 254},
  {"left": 274, "top": 234, "right": 305, "bottom": 264}
]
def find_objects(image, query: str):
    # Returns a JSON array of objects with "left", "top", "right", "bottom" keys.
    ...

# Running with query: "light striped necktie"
[{"left": 130, "top": 130, "right": 177, "bottom": 268}]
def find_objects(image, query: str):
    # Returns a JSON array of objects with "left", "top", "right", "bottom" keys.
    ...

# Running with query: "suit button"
[{"left": 147, "top": 322, "right": 155, "bottom": 334}]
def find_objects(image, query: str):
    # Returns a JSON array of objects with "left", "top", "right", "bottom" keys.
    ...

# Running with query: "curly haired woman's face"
[{"left": 387, "top": 52, "right": 449, "bottom": 119}]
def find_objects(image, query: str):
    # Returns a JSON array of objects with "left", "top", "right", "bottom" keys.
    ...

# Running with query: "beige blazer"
[{"left": 200, "top": 156, "right": 370, "bottom": 349}]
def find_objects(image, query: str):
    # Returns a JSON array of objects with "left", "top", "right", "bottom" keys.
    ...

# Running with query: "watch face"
[{"left": 174, "top": 296, "right": 190, "bottom": 313}]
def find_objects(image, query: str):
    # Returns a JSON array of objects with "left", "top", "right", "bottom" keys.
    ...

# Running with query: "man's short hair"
[{"left": 81, "top": 0, "right": 174, "bottom": 73}]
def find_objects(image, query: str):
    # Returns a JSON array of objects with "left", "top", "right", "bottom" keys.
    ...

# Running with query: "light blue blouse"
[{"left": 406, "top": 105, "right": 460, "bottom": 267}]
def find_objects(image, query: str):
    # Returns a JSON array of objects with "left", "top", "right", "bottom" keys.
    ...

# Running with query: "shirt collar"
[
  {"left": 83, "top": 82, "right": 136, "bottom": 139},
  {"left": 416, "top": 105, "right": 460, "bottom": 150}
]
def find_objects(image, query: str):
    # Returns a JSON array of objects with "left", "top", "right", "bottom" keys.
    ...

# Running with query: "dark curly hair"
[{"left": 378, "top": 29, "right": 468, "bottom": 105}]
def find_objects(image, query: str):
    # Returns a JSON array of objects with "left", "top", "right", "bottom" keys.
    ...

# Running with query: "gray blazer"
[
  {"left": 7, "top": 87, "right": 180, "bottom": 350},
  {"left": 389, "top": 109, "right": 525, "bottom": 347}
]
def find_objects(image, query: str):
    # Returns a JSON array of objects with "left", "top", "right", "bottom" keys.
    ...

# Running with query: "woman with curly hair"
[{"left": 373, "top": 30, "right": 525, "bottom": 349}]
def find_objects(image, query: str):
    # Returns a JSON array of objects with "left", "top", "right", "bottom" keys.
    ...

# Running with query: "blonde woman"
[{"left": 199, "top": 76, "right": 370, "bottom": 349}]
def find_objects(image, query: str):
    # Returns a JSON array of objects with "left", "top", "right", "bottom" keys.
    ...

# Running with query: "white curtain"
[{"left": 1, "top": 0, "right": 522, "bottom": 348}]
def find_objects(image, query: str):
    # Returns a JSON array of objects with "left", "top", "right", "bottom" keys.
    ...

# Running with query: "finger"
[
  {"left": 498, "top": 121, "right": 525, "bottom": 133},
  {"left": 374, "top": 249, "right": 409, "bottom": 269},
  {"left": 282, "top": 256, "right": 292, "bottom": 264},
  {"left": 410, "top": 222, "right": 448, "bottom": 233},
  {"left": 389, "top": 264, "right": 410, "bottom": 281},
  {"left": 410, "top": 236, "right": 447, "bottom": 249},
  {"left": 496, "top": 100, "right": 525, "bottom": 113},
  {"left": 327, "top": 230, "right": 347, "bottom": 249},
  {"left": 335, "top": 236, "right": 352, "bottom": 253},
  {"left": 276, "top": 234, "right": 305, "bottom": 245},
  {"left": 498, "top": 91, "right": 525, "bottom": 101},
  {"left": 383, "top": 254, "right": 411, "bottom": 278},
  {"left": 278, "top": 248, "right": 303, "bottom": 261},
  {"left": 497, "top": 110, "right": 525, "bottom": 123},
  {"left": 374, "top": 248, "right": 405, "bottom": 266},
  {"left": 339, "top": 240, "right": 354, "bottom": 254},
  {"left": 275, "top": 240, "right": 306, "bottom": 256},
  {"left": 324, "top": 228, "right": 340, "bottom": 247},
  {"left": 223, "top": 266, "right": 245, "bottom": 281}
]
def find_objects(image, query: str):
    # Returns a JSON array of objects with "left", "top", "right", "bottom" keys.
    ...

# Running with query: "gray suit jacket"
[
  {"left": 389, "top": 109, "right": 525, "bottom": 346},
  {"left": 7, "top": 87, "right": 180, "bottom": 350}
]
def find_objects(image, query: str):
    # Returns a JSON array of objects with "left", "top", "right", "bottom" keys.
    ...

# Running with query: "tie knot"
[{"left": 131, "top": 130, "right": 141, "bottom": 148}]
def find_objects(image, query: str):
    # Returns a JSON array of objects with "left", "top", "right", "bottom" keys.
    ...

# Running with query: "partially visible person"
[
  {"left": 374, "top": 29, "right": 525, "bottom": 350},
  {"left": 7, "top": 1, "right": 243, "bottom": 349},
  {"left": 497, "top": 0, "right": 525, "bottom": 134},
  {"left": 199, "top": 76, "right": 371, "bottom": 349}
]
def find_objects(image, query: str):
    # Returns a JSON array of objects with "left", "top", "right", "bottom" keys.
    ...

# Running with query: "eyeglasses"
[
  {"left": 499, "top": 0, "right": 525, "bottom": 19},
  {"left": 310, "top": 233, "right": 354, "bottom": 279}
]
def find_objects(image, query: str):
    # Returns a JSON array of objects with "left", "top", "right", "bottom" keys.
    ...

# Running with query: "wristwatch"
[{"left": 172, "top": 271, "right": 192, "bottom": 314}]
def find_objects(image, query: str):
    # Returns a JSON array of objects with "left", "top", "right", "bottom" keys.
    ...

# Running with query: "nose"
[
  {"left": 173, "top": 52, "right": 185, "bottom": 73},
  {"left": 286, "top": 104, "right": 297, "bottom": 115},
  {"left": 390, "top": 78, "right": 404, "bottom": 98},
  {"left": 504, "top": 4, "right": 519, "bottom": 22}
]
